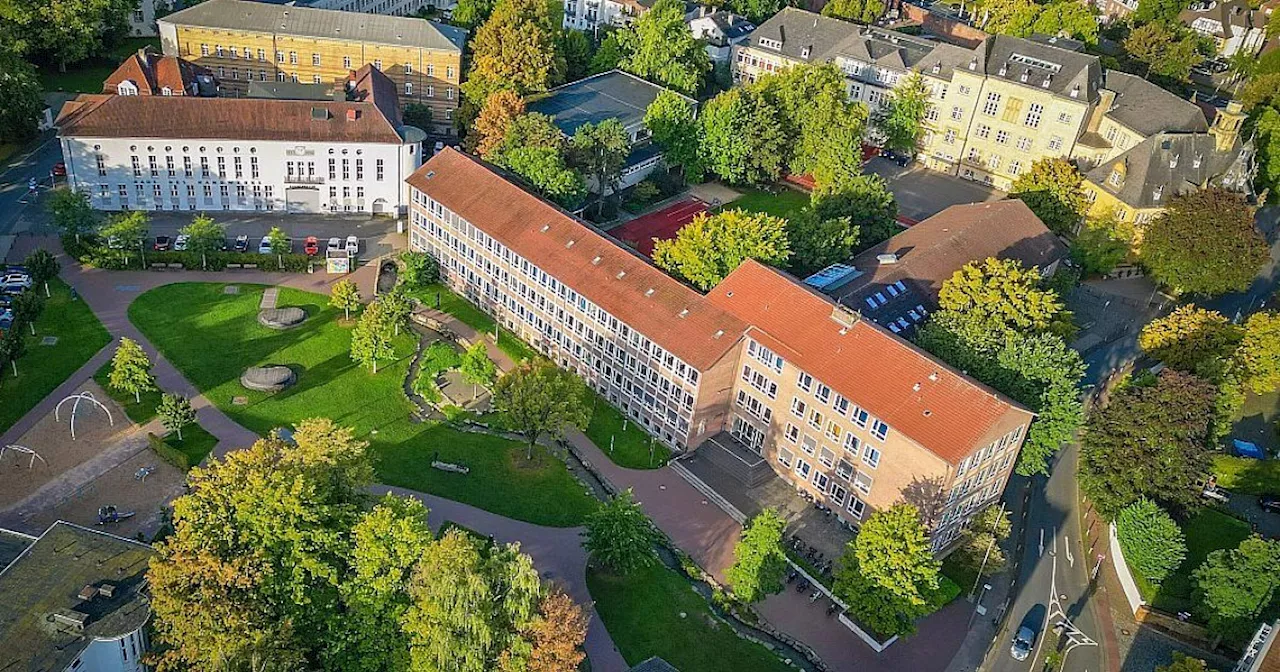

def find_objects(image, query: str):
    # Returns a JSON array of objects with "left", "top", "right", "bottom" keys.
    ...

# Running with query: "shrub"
[
  {"left": 147, "top": 432, "right": 192, "bottom": 471},
  {"left": 1115, "top": 499, "right": 1186, "bottom": 584}
]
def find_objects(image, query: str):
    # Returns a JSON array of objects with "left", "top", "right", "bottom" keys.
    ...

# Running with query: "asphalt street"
[{"left": 0, "top": 131, "right": 63, "bottom": 238}]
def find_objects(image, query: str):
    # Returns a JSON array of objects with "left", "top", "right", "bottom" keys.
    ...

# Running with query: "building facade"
[
  {"left": 285, "top": 0, "right": 454, "bottom": 18},
  {"left": 406, "top": 148, "right": 1034, "bottom": 548},
  {"left": 687, "top": 8, "right": 755, "bottom": 62},
  {"left": 57, "top": 65, "right": 424, "bottom": 214},
  {"left": 1180, "top": 0, "right": 1268, "bottom": 58},
  {"left": 1071, "top": 71, "right": 1209, "bottom": 169},
  {"left": 562, "top": 0, "right": 651, "bottom": 32},
  {"left": 103, "top": 48, "right": 218, "bottom": 97},
  {"left": 158, "top": 0, "right": 465, "bottom": 134},
  {"left": 126, "top": 0, "right": 170, "bottom": 37}
]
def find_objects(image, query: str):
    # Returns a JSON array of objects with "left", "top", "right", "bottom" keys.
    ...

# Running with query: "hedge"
[{"left": 65, "top": 236, "right": 313, "bottom": 272}]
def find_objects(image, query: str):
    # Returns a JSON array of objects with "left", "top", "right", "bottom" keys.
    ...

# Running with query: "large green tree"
[
  {"left": 1078, "top": 370, "right": 1217, "bottom": 518},
  {"left": 350, "top": 300, "right": 396, "bottom": 374},
  {"left": 450, "top": 0, "right": 494, "bottom": 29},
  {"left": 1141, "top": 188, "right": 1268, "bottom": 296},
  {"left": 616, "top": 0, "right": 711, "bottom": 95},
  {"left": 569, "top": 118, "right": 630, "bottom": 215},
  {"left": 948, "top": 505, "right": 1012, "bottom": 580},
  {"left": 1010, "top": 157, "right": 1087, "bottom": 235},
  {"left": 107, "top": 337, "right": 155, "bottom": 404},
  {"left": 933, "top": 257, "right": 1069, "bottom": 345},
  {"left": 698, "top": 87, "right": 787, "bottom": 185},
  {"left": 492, "top": 113, "right": 586, "bottom": 206},
  {"left": 1115, "top": 499, "right": 1186, "bottom": 584},
  {"left": 471, "top": 89, "right": 527, "bottom": 159},
  {"left": 45, "top": 189, "right": 98, "bottom": 242},
  {"left": 1138, "top": 305, "right": 1244, "bottom": 380},
  {"left": 644, "top": 90, "right": 703, "bottom": 180},
  {"left": 785, "top": 210, "right": 858, "bottom": 277},
  {"left": 726, "top": 508, "right": 789, "bottom": 603},
  {"left": 811, "top": 174, "right": 900, "bottom": 246},
  {"left": 833, "top": 504, "right": 940, "bottom": 637},
  {"left": 180, "top": 214, "right": 226, "bottom": 269},
  {"left": 821, "top": 0, "right": 885, "bottom": 23},
  {"left": 156, "top": 393, "right": 197, "bottom": 442},
  {"left": 1134, "top": 0, "right": 1190, "bottom": 23},
  {"left": 1193, "top": 536, "right": 1280, "bottom": 639},
  {"left": 492, "top": 358, "right": 590, "bottom": 459},
  {"left": 561, "top": 28, "right": 594, "bottom": 82},
  {"left": 1234, "top": 312, "right": 1280, "bottom": 394},
  {"left": 0, "top": 48, "right": 44, "bottom": 142},
  {"left": 875, "top": 72, "right": 931, "bottom": 155},
  {"left": 582, "top": 489, "right": 662, "bottom": 574},
  {"left": 1124, "top": 21, "right": 1208, "bottom": 82},
  {"left": 0, "top": 0, "right": 134, "bottom": 71},
  {"left": 462, "top": 0, "right": 564, "bottom": 105},
  {"left": 652, "top": 209, "right": 791, "bottom": 290},
  {"left": 1157, "top": 653, "right": 1211, "bottom": 672},
  {"left": 728, "top": 0, "right": 784, "bottom": 23}
]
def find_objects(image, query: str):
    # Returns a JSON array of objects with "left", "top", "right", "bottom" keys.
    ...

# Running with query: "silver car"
[{"left": 1010, "top": 625, "right": 1036, "bottom": 661}]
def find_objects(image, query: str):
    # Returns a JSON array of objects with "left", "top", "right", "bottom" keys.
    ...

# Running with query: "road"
[{"left": 0, "top": 131, "right": 63, "bottom": 238}]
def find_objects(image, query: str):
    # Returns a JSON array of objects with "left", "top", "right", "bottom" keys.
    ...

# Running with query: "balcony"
[{"left": 284, "top": 174, "right": 324, "bottom": 185}]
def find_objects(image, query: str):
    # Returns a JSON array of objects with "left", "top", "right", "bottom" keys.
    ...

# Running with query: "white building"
[
  {"left": 0, "top": 522, "right": 155, "bottom": 672},
  {"left": 55, "top": 65, "right": 424, "bottom": 215},
  {"left": 687, "top": 8, "right": 754, "bottom": 62},
  {"left": 126, "top": 0, "right": 170, "bottom": 37},
  {"left": 1180, "top": 0, "right": 1268, "bottom": 58},
  {"left": 562, "top": 0, "right": 651, "bottom": 32}
]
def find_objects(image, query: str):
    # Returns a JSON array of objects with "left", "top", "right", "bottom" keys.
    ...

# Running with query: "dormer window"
[
  {"left": 1169, "top": 154, "right": 1179, "bottom": 169},
  {"left": 999, "top": 63, "right": 1008, "bottom": 76},
  {"left": 116, "top": 80, "right": 138, "bottom": 96},
  {"left": 1109, "top": 169, "right": 1123, "bottom": 186},
  {"left": 1152, "top": 185, "right": 1164, "bottom": 200},
  {"left": 1019, "top": 70, "right": 1028, "bottom": 82},
  {"left": 931, "top": 62, "right": 941, "bottom": 73},
  {"left": 968, "top": 58, "right": 978, "bottom": 70},
  {"left": 1041, "top": 75, "right": 1052, "bottom": 88},
  {"left": 1070, "top": 84, "right": 1080, "bottom": 98},
  {"left": 1193, "top": 154, "right": 1202, "bottom": 168},
  {"left": 758, "top": 37, "right": 782, "bottom": 50},
  {"left": 161, "top": 86, "right": 173, "bottom": 96},
  {"left": 801, "top": 45, "right": 811, "bottom": 59}
]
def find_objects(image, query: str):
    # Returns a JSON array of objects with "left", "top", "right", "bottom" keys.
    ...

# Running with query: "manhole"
[
  {"left": 40, "top": 336, "right": 58, "bottom": 346},
  {"left": 232, "top": 396, "right": 248, "bottom": 405},
  {"left": 224, "top": 285, "right": 240, "bottom": 295}
]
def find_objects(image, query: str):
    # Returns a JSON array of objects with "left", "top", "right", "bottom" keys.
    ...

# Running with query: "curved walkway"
[{"left": 0, "top": 235, "right": 628, "bottom": 672}]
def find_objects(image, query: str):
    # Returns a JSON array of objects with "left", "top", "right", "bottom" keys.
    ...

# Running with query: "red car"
[
  {"left": 51, "top": 162, "right": 66, "bottom": 177},
  {"left": 303, "top": 236, "right": 320, "bottom": 256}
]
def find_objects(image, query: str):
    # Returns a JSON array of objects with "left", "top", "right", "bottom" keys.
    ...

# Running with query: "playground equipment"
[
  {"left": 0, "top": 444, "right": 48, "bottom": 469},
  {"left": 55, "top": 391, "right": 115, "bottom": 441},
  {"left": 97, "top": 505, "right": 135, "bottom": 525}
]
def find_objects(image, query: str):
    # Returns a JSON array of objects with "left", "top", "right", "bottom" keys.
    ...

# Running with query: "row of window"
[
  {"left": 196, "top": 44, "right": 456, "bottom": 79},
  {"left": 776, "top": 444, "right": 869, "bottom": 519}
]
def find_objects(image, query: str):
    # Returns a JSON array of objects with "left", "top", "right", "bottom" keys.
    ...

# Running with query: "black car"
[
  {"left": 1260, "top": 494, "right": 1280, "bottom": 514},
  {"left": 234, "top": 234, "right": 250, "bottom": 252}
]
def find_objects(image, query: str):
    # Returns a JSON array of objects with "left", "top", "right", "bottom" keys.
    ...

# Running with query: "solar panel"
[
  {"left": 908, "top": 309, "right": 920, "bottom": 321},
  {"left": 874, "top": 292, "right": 887, "bottom": 305},
  {"left": 889, "top": 323, "right": 901, "bottom": 333},
  {"left": 897, "top": 318, "right": 910, "bottom": 329},
  {"left": 886, "top": 284, "right": 900, "bottom": 297},
  {"left": 894, "top": 280, "right": 907, "bottom": 293},
  {"left": 865, "top": 297, "right": 878, "bottom": 310},
  {"left": 915, "top": 304, "right": 927, "bottom": 314}
]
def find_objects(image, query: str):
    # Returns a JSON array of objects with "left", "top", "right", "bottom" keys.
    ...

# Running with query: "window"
[
  {"left": 374, "top": 59, "right": 383, "bottom": 70},
  {"left": 288, "top": 51, "right": 297, "bottom": 64},
  {"left": 818, "top": 447, "right": 835, "bottom": 468},
  {"left": 1016, "top": 136, "right": 1032, "bottom": 151},
  {"left": 276, "top": 50, "right": 284, "bottom": 63},
  {"left": 313, "top": 75, "right": 321, "bottom": 84},
  {"left": 343, "top": 55, "right": 352, "bottom": 68},
  {"left": 815, "top": 384, "right": 831, "bottom": 403},
  {"left": 405, "top": 82, "right": 413, "bottom": 95},
  {"left": 870, "top": 419, "right": 889, "bottom": 441},
  {"left": 813, "top": 471, "right": 830, "bottom": 491},
  {"left": 850, "top": 406, "right": 869, "bottom": 428},
  {"left": 784, "top": 423, "right": 799, "bottom": 443},
  {"left": 808, "top": 409, "right": 824, "bottom": 430},
  {"left": 925, "top": 107, "right": 939, "bottom": 122},
  {"left": 777, "top": 448, "right": 794, "bottom": 468},
  {"left": 796, "top": 371, "right": 813, "bottom": 392},
  {"left": 943, "top": 129, "right": 956, "bottom": 144},
  {"left": 257, "top": 48, "right": 265, "bottom": 61},
  {"left": 1024, "top": 102, "right": 1043, "bottom": 128},
  {"left": 1048, "top": 135, "right": 1064, "bottom": 151},
  {"left": 1057, "top": 111, "right": 1072, "bottom": 124},
  {"left": 995, "top": 130, "right": 1009, "bottom": 145},
  {"left": 836, "top": 459, "right": 854, "bottom": 480},
  {"left": 215, "top": 45, "right": 224, "bottom": 57},
  {"left": 846, "top": 495, "right": 866, "bottom": 519},
  {"left": 200, "top": 44, "right": 209, "bottom": 57},
  {"left": 853, "top": 472, "right": 873, "bottom": 494},
  {"left": 1108, "top": 169, "right": 1123, "bottom": 186},
  {"left": 975, "top": 124, "right": 990, "bottom": 139},
  {"left": 427, "top": 63, "right": 435, "bottom": 77},
  {"left": 982, "top": 92, "right": 1001, "bottom": 116},
  {"left": 825, "top": 420, "right": 842, "bottom": 442},
  {"left": 843, "top": 432, "right": 859, "bottom": 454},
  {"left": 748, "top": 340, "right": 783, "bottom": 373},
  {"left": 795, "top": 458, "right": 812, "bottom": 479},
  {"left": 801, "top": 435, "right": 817, "bottom": 456},
  {"left": 988, "top": 154, "right": 1002, "bottom": 170},
  {"left": 1009, "top": 160, "right": 1022, "bottom": 176},
  {"left": 446, "top": 87, "right": 454, "bottom": 100},
  {"left": 833, "top": 394, "right": 849, "bottom": 416},
  {"left": 950, "top": 106, "right": 963, "bottom": 121},
  {"left": 446, "top": 65, "right": 455, "bottom": 79},
  {"left": 862, "top": 445, "right": 881, "bottom": 468}
]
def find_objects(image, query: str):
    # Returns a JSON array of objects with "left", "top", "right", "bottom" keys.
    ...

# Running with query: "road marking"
[
  {"left": 1064, "top": 534, "right": 1074, "bottom": 567},
  {"left": 1039, "top": 528, "right": 1044, "bottom": 557}
]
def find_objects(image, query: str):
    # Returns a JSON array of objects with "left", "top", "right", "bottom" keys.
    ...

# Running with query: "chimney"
[{"left": 346, "top": 109, "right": 360, "bottom": 121}]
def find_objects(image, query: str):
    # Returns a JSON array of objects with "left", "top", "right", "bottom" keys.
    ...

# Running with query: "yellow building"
[
  {"left": 1070, "top": 71, "right": 1208, "bottom": 170},
  {"left": 1082, "top": 102, "right": 1254, "bottom": 227},
  {"left": 158, "top": 0, "right": 465, "bottom": 134}
]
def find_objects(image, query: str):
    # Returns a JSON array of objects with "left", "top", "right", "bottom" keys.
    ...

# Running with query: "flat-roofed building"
[
  {"left": 158, "top": 0, "right": 466, "bottom": 134},
  {"left": 406, "top": 148, "right": 1034, "bottom": 549},
  {"left": 57, "top": 64, "right": 425, "bottom": 215}
]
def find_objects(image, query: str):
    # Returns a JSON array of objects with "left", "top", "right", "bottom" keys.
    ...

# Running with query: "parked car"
[
  {"left": 327, "top": 237, "right": 342, "bottom": 253},
  {"left": 154, "top": 236, "right": 172, "bottom": 251},
  {"left": 52, "top": 162, "right": 66, "bottom": 177},
  {"left": 1260, "top": 494, "right": 1280, "bottom": 514},
  {"left": 1010, "top": 605, "right": 1044, "bottom": 661},
  {"left": 174, "top": 234, "right": 190, "bottom": 251},
  {"left": 258, "top": 236, "right": 274, "bottom": 254},
  {"left": 2, "top": 273, "right": 32, "bottom": 290},
  {"left": 234, "top": 234, "right": 250, "bottom": 253},
  {"left": 303, "top": 236, "right": 320, "bottom": 256},
  {"left": 345, "top": 235, "right": 359, "bottom": 256}
]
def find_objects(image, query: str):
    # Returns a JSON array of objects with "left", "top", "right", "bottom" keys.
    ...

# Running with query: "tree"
[
  {"left": 147, "top": 419, "right": 372, "bottom": 671},
  {"left": 156, "top": 393, "right": 197, "bottom": 442},
  {"left": 10, "top": 290, "right": 43, "bottom": 337},
  {"left": 833, "top": 504, "right": 940, "bottom": 637},
  {"left": 811, "top": 174, "right": 899, "bottom": 245},
  {"left": 0, "top": 331, "right": 24, "bottom": 378},
  {"left": 472, "top": 89, "right": 527, "bottom": 159},
  {"left": 0, "top": 49, "right": 44, "bottom": 142},
  {"left": 755, "top": 63, "right": 867, "bottom": 183},
  {"left": 180, "top": 214, "right": 225, "bottom": 269},
  {"left": 462, "top": 0, "right": 563, "bottom": 106},
  {"left": 821, "top": 0, "right": 885, "bottom": 22},
  {"left": 108, "top": 337, "right": 155, "bottom": 404},
  {"left": 525, "top": 590, "right": 588, "bottom": 672},
  {"left": 403, "top": 103, "right": 433, "bottom": 130},
  {"left": 569, "top": 118, "right": 630, "bottom": 215},
  {"left": 450, "top": 0, "right": 494, "bottom": 29},
  {"left": 726, "top": 508, "right": 789, "bottom": 603},
  {"left": 378, "top": 287, "right": 413, "bottom": 337},
  {"left": 652, "top": 209, "right": 790, "bottom": 290},
  {"left": 1257, "top": 106, "right": 1280, "bottom": 204},
  {"left": 1115, "top": 499, "right": 1186, "bottom": 584},
  {"left": 399, "top": 250, "right": 439, "bottom": 288},
  {"left": 561, "top": 29, "right": 594, "bottom": 82},
  {"left": 1029, "top": 1, "right": 1099, "bottom": 45},
  {"left": 589, "top": 30, "right": 625, "bottom": 74},
  {"left": 949, "top": 505, "right": 1012, "bottom": 580},
  {"left": 266, "top": 225, "right": 290, "bottom": 256},
  {"left": 728, "top": 0, "right": 784, "bottom": 23},
  {"left": 1141, "top": 189, "right": 1268, "bottom": 296},
  {"left": 934, "top": 257, "right": 1069, "bottom": 345},
  {"left": 876, "top": 72, "right": 931, "bottom": 155},
  {"left": 1193, "top": 536, "right": 1280, "bottom": 639},
  {"left": 460, "top": 342, "right": 499, "bottom": 394},
  {"left": 493, "top": 358, "right": 590, "bottom": 459},
  {"left": 1138, "top": 305, "right": 1243, "bottom": 379},
  {"left": 404, "top": 529, "right": 544, "bottom": 671},
  {"left": 582, "top": 489, "right": 661, "bottom": 574},
  {"left": 331, "top": 279, "right": 362, "bottom": 320},
  {"left": 350, "top": 300, "right": 396, "bottom": 374},
  {"left": 0, "top": 0, "right": 134, "bottom": 72},
  {"left": 699, "top": 87, "right": 787, "bottom": 185},
  {"left": 1010, "top": 157, "right": 1087, "bottom": 235},
  {"left": 616, "top": 0, "right": 711, "bottom": 95},
  {"left": 100, "top": 211, "right": 150, "bottom": 262},
  {"left": 1124, "top": 21, "right": 1207, "bottom": 82},
  {"left": 644, "top": 90, "right": 703, "bottom": 180},
  {"left": 1071, "top": 210, "right": 1132, "bottom": 276},
  {"left": 1156, "top": 653, "right": 1211, "bottom": 672},
  {"left": 786, "top": 210, "right": 857, "bottom": 277},
  {"left": 1234, "top": 312, "right": 1280, "bottom": 394},
  {"left": 492, "top": 113, "right": 586, "bottom": 206},
  {"left": 1134, "top": 0, "right": 1189, "bottom": 23},
  {"left": 45, "top": 189, "right": 98, "bottom": 242},
  {"left": 23, "top": 249, "right": 59, "bottom": 298},
  {"left": 1078, "top": 370, "right": 1217, "bottom": 518}
]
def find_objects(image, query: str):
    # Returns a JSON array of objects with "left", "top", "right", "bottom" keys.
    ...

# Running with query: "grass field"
[
  {"left": 1212, "top": 454, "right": 1280, "bottom": 495},
  {"left": 163, "top": 424, "right": 219, "bottom": 469},
  {"left": 584, "top": 391, "right": 670, "bottom": 469},
  {"left": 720, "top": 188, "right": 811, "bottom": 219},
  {"left": 128, "top": 282, "right": 598, "bottom": 527},
  {"left": 93, "top": 360, "right": 162, "bottom": 425},
  {"left": 1136, "top": 508, "right": 1253, "bottom": 613},
  {"left": 587, "top": 562, "right": 793, "bottom": 672},
  {"left": 38, "top": 38, "right": 157, "bottom": 93},
  {"left": 0, "top": 278, "right": 111, "bottom": 433}
]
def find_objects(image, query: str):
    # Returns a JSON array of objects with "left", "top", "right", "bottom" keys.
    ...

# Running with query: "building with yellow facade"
[
  {"left": 1071, "top": 71, "right": 1208, "bottom": 170},
  {"left": 158, "top": 0, "right": 465, "bottom": 134}
]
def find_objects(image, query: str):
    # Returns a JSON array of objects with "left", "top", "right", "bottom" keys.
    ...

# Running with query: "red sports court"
[{"left": 613, "top": 197, "right": 709, "bottom": 257}]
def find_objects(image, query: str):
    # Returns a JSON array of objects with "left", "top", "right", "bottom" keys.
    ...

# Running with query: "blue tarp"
[{"left": 1233, "top": 439, "right": 1265, "bottom": 459}]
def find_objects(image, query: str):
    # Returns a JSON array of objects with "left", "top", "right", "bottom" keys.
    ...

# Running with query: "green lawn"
[
  {"left": 408, "top": 283, "right": 537, "bottom": 363},
  {"left": 587, "top": 563, "right": 793, "bottom": 672},
  {"left": 128, "top": 282, "right": 598, "bottom": 527},
  {"left": 0, "top": 278, "right": 111, "bottom": 433},
  {"left": 585, "top": 391, "right": 670, "bottom": 469},
  {"left": 1136, "top": 508, "right": 1253, "bottom": 614},
  {"left": 719, "top": 187, "right": 811, "bottom": 219},
  {"left": 1213, "top": 454, "right": 1280, "bottom": 495},
  {"left": 39, "top": 38, "right": 158, "bottom": 93},
  {"left": 163, "top": 424, "right": 219, "bottom": 469},
  {"left": 93, "top": 360, "right": 162, "bottom": 425}
]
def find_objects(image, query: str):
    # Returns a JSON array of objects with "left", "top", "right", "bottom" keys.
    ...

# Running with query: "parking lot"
[
  {"left": 865, "top": 156, "right": 1005, "bottom": 222},
  {"left": 118, "top": 212, "right": 404, "bottom": 260}
]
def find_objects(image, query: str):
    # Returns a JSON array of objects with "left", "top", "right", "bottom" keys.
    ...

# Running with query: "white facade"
[
  {"left": 64, "top": 628, "right": 148, "bottom": 672},
  {"left": 60, "top": 131, "right": 424, "bottom": 215},
  {"left": 127, "top": 0, "right": 170, "bottom": 37},
  {"left": 562, "top": 0, "right": 644, "bottom": 32}
]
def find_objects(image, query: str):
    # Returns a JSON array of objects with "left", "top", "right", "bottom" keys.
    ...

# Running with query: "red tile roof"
[
  {"left": 102, "top": 49, "right": 203, "bottom": 95},
  {"left": 56, "top": 92, "right": 404, "bottom": 144},
  {"left": 706, "top": 260, "right": 1032, "bottom": 464},
  {"left": 406, "top": 149, "right": 747, "bottom": 370}
]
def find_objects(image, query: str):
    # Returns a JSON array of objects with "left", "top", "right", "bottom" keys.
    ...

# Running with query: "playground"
[{"left": 0, "top": 381, "right": 184, "bottom": 538}]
